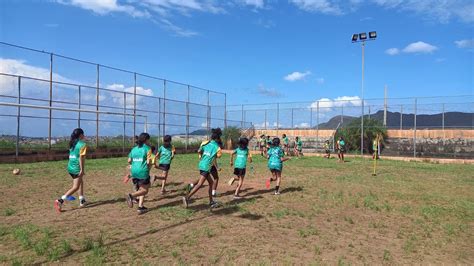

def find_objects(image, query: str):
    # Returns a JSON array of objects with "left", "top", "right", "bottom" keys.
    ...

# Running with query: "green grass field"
[{"left": 0, "top": 154, "right": 473, "bottom": 264}]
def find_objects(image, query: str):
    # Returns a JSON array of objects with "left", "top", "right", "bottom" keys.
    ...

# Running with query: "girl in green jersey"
[
  {"left": 228, "top": 137, "right": 252, "bottom": 199},
  {"left": 125, "top": 133, "right": 153, "bottom": 215},
  {"left": 265, "top": 138, "right": 290, "bottom": 195},
  {"left": 153, "top": 135, "right": 175, "bottom": 194},
  {"left": 54, "top": 128, "right": 87, "bottom": 213}
]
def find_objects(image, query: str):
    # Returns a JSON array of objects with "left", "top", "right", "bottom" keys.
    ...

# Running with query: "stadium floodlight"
[
  {"left": 351, "top": 30, "right": 377, "bottom": 156},
  {"left": 352, "top": 34, "right": 358, "bottom": 42}
]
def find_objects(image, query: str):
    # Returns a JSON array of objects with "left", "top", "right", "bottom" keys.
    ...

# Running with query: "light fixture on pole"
[{"left": 351, "top": 31, "right": 377, "bottom": 156}]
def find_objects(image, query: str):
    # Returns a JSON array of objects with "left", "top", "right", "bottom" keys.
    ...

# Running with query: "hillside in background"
[{"left": 316, "top": 111, "right": 473, "bottom": 129}]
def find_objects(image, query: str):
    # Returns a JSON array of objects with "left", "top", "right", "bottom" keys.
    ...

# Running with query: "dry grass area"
[{"left": 0, "top": 153, "right": 473, "bottom": 265}]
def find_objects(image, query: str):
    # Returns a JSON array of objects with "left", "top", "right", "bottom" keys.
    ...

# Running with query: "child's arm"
[
  {"left": 78, "top": 145, "right": 87, "bottom": 176},
  {"left": 248, "top": 153, "right": 253, "bottom": 163},
  {"left": 154, "top": 149, "right": 161, "bottom": 168},
  {"left": 230, "top": 151, "right": 235, "bottom": 166},
  {"left": 171, "top": 146, "right": 176, "bottom": 160}
]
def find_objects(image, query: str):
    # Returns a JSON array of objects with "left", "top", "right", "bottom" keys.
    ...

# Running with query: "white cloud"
[
  {"left": 385, "top": 48, "right": 400, "bottom": 55},
  {"left": 455, "top": 39, "right": 474, "bottom": 49},
  {"left": 56, "top": 0, "right": 150, "bottom": 17},
  {"left": 372, "top": 0, "right": 474, "bottom": 23},
  {"left": 106, "top": 83, "right": 154, "bottom": 108},
  {"left": 256, "top": 84, "right": 282, "bottom": 97},
  {"left": 238, "top": 0, "right": 265, "bottom": 9},
  {"left": 296, "top": 122, "right": 310, "bottom": 128},
  {"left": 402, "top": 41, "right": 438, "bottom": 54},
  {"left": 284, "top": 71, "right": 312, "bottom": 82},
  {"left": 156, "top": 18, "right": 199, "bottom": 37},
  {"left": 310, "top": 96, "right": 363, "bottom": 112},
  {"left": 290, "top": 0, "right": 343, "bottom": 15}
]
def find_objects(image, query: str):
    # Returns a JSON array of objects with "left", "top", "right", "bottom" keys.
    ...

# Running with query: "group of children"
[
  {"left": 54, "top": 127, "right": 292, "bottom": 215},
  {"left": 259, "top": 134, "right": 303, "bottom": 158}
]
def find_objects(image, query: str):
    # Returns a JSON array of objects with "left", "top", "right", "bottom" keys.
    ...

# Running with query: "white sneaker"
[{"left": 274, "top": 191, "right": 280, "bottom": 195}]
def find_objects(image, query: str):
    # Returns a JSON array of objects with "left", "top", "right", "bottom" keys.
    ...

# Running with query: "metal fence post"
[
  {"left": 224, "top": 93, "right": 227, "bottom": 129},
  {"left": 158, "top": 97, "right": 161, "bottom": 147},
  {"left": 123, "top": 92, "right": 126, "bottom": 153},
  {"left": 414, "top": 98, "right": 417, "bottom": 158},
  {"left": 341, "top": 106, "right": 344, "bottom": 124},
  {"left": 96, "top": 64, "right": 100, "bottom": 149},
  {"left": 316, "top": 101, "right": 319, "bottom": 146},
  {"left": 360, "top": 98, "right": 364, "bottom": 156},
  {"left": 264, "top": 109, "right": 267, "bottom": 130},
  {"left": 241, "top": 104, "right": 244, "bottom": 128},
  {"left": 442, "top": 103, "right": 445, "bottom": 141},
  {"left": 78, "top": 85, "right": 81, "bottom": 128},
  {"left": 16, "top": 76, "right": 21, "bottom": 158},
  {"left": 276, "top": 103, "right": 280, "bottom": 135},
  {"left": 163, "top": 80, "right": 167, "bottom": 136},
  {"left": 48, "top": 53, "right": 53, "bottom": 152},
  {"left": 186, "top": 85, "right": 190, "bottom": 151},
  {"left": 134, "top": 73, "right": 137, "bottom": 138},
  {"left": 207, "top": 90, "right": 210, "bottom": 134},
  {"left": 400, "top": 105, "right": 403, "bottom": 130},
  {"left": 291, "top": 108, "right": 294, "bottom": 128}
]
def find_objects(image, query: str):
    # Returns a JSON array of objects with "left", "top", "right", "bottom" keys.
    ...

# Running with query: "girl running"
[
  {"left": 294, "top": 136, "right": 303, "bottom": 157},
  {"left": 323, "top": 140, "right": 331, "bottom": 159},
  {"left": 337, "top": 137, "right": 346, "bottom": 163},
  {"left": 125, "top": 133, "right": 153, "bottom": 215},
  {"left": 54, "top": 128, "right": 87, "bottom": 213},
  {"left": 282, "top": 134, "right": 290, "bottom": 155},
  {"left": 259, "top": 134, "right": 266, "bottom": 157},
  {"left": 228, "top": 137, "right": 252, "bottom": 199},
  {"left": 265, "top": 137, "right": 289, "bottom": 195},
  {"left": 183, "top": 128, "right": 222, "bottom": 208},
  {"left": 153, "top": 135, "right": 175, "bottom": 194}
]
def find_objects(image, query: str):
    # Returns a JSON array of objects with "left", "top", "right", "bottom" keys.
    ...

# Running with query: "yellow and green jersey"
[
  {"left": 373, "top": 140, "right": 378, "bottom": 151},
  {"left": 128, "top": 144, "right": 152, "bottom": 179},
  {"left": 233, "top": 147, "right": 251, "bottom": 169},
  {"left": 283, "top": 137, "right": 289, "bottom": 145},
  {"left": 296, "top": 139, "right": 303, "bottom": 149},
  {"left": 67, "top": 140, "right": 87, "bottom": 175},
  {"left": 158, "top": 145, "right": 175, "bottom": 165},
  {"left": 198, "top": 140, "right": 222, "bottom": 172}
]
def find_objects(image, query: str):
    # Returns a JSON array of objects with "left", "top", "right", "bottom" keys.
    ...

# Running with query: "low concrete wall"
[{"left": 256, "top": 129, "right": 474, "bottom": 139}]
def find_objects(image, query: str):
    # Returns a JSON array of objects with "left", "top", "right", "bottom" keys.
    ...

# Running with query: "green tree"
[
  {"left": 222, "top": 127, "right": 241, "bottom": 149},
  {"left": 335, "top": 118, "right": 387, "bottom": 153}
]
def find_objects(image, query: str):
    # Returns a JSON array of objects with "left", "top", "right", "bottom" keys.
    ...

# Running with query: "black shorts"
[
  {"left": 210, "top": 165, "right": 218, "bottom": 178},
  {"left": 270, "top": 169, "right": 282, "bottom": 173},
  {"left": 69, "top": 173, "right": 80, "bottom": 179},
  {"left": 132, "top": 178, "right": 150, "bottom": 186},
  {"left": 233, "top": 168, "right": 246, "bottom": 176},
  {"left": 325, "top": 149, "right": 330, "bottom": 153},
  {"left": 199, "top": 170, "right": 210, "bottom": 178},
  {"left": 159, "top": 164, "right": 171, "bottom": 171}
]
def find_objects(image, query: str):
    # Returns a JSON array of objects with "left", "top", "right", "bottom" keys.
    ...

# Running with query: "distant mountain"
[
  {"left": 189, "top": 129, "right": 209, "bottom": 136},
  {"left": 315, "top": 111, "right": 473, "bottom": 129}
]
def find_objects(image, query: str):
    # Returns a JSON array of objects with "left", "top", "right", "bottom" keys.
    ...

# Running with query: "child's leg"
[
  {"left": 275, "top": 171, "right": 282, "bottom": 193},
  {"left": 187, "top": 175, "right": 207, "bottom": 199},
  {"left": 64, "top": 177, "right": 82, "bottom": 197},
  {"left": 211, "top": 168, "right": 219, "bottom": 195},
  {"left": 78, "top": 177, "right": 84, "bottom": 197},
  {"left": 205, "top": 175, "right": 214, "bottom": 203},
  {"left": 131, "top": 184, "right": 149, "bottom": 198},
  {"left": 161, "top": 171, "right": 169, "bottom": 192},
  {"left": 235, "top": 175, "right": 244, "bottom": 196}
]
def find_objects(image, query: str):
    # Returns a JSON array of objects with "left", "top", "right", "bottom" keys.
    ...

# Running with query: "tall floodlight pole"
[{"left": 352, "top": 31, "right": 377, "bottom": 156}]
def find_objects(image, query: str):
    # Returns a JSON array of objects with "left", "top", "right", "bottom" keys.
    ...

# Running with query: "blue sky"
[{"left": 1, "top": 0, "right": 473, "bottom": 107}]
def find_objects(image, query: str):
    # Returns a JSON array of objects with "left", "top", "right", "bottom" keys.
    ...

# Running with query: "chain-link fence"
[
  {"left": 0, "top": 42, "right": 250, "bottom": 161},
  {"left": 227, "top": 95, "right": 473, "bottom": 159}
]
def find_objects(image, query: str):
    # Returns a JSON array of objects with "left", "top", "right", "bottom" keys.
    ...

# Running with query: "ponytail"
[{"left": 69, "top": 128, "right": 84, "bottom": 150}]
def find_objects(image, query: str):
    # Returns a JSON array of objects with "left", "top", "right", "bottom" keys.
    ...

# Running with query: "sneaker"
[
  {"left": 185, "top": 184, "right": 192, "bottom": 194},
  {"left": 233, "top": 195, "right": 242, "bottom": 200},
  {"left": 126, "top": 194, "right": 134, "bottom": 208},
  {"left": 66, "top": 195, "right": 76, "bottom": 201},
  {"left": 209, "top": 201, "right": 219, "bottom": 208},
  {"left": 274, "top": 191, "right": 281, "bottom": 195},
  {"left": 212, "top": 191, "right": 218, "bottom": 197},
  {"left": 137, "top": 206, "right": 148, "bottom": 215},
  {"left": 54, "top": 199, "right": 63, "bottom": 213},
  {"left": 182, "top": 196, "right": 189, "bottom": 208},
  {"left": 265, "top": 179, "right": 271, "bottom": 189},
  {"left": 79, "top": 199, "right": 87, "bottom": 207},
  {"left": 227, "top": 178, "right": 235, "bottom": 186},
  {"left": 133, "top": 198, "right": 139, "bottom": 204},
  {"left": 160, "top": 189, "right": 168, "bottom": 195}
]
